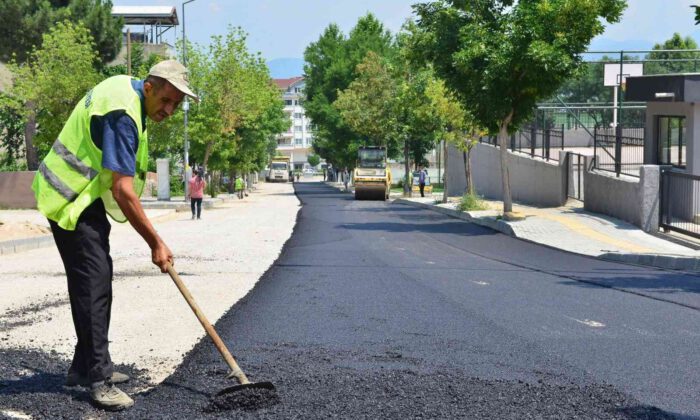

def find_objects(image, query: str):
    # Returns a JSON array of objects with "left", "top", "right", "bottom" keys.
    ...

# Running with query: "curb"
[
  {"left": 393, "top": 198, "right": 515, "bottom": 236},
  {"left": 0, "top": 234, "right": 54, "bottom": 255},
  {"left": 394, "top": 198, "right": 699, "bottom": 273}
]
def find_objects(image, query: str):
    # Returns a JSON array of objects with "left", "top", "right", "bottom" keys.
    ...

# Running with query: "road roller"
[{"left": 353, "top": 146, "right": 392, "bottom": 200}]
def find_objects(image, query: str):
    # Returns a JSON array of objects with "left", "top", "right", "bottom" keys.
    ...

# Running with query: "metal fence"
[
  {"left": 480, "top": 123, "right": 565, "bottom": 162},
  {"left": 660, "top": 170, "right": 700, "bottom": 239},
  {"left": 593, "top": 126, "right": 645, "bottom": 177}
]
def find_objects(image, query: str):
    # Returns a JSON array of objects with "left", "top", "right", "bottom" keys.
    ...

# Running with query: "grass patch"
[{"left": 457, "top": 192, "right": 488, "bottom": 212}]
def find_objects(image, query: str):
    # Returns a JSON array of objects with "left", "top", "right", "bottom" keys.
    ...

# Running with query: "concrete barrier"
[
  {"left": 447, "top": 143, "right": 567, "bottom": 207},
  {"left": 584, "top": 158, "right": 660, "bottom": 232}
]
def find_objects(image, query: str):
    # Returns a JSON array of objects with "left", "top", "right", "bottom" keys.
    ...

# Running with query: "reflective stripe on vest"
[
  {"left": 38, "top": 161, "right": 77, "bottom": 202},
  {"left": 51, "top": 140, "right": 99, "bottom": 181}
]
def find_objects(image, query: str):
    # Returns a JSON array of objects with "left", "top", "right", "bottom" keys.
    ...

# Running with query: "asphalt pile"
[{"left": 205, "top": 387, "right": 279, "bottom": 412}]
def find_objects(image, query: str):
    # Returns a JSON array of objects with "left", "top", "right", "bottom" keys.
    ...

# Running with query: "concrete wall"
[
  {"left": 0, "top": 171, "right": 36, "bottom": 209},
  {"left": 584, "top": 158, "right": 660, "bottom": 232},
  {"left": 447, "top": 143, "right": 567, "bottom": 207}
]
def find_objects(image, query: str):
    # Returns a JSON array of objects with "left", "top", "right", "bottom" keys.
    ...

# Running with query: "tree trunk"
[
  {"left": 24, "top": 102, "right": 39, "bottom": 170},
  {"left": 403, "top": 138, "right": 410, "bottom": 197},
  {"left": 437, "top": 140, "right": 441, "bottom": 190},
  {"left": 463, "top": 149, "right": 469, "bottom": 194},
  {"left": 202, "top": 141, "right": 214, "bottom": 173},
  {"left": 465, "top": 145, "right": 474, "bottom": 195},
  {"left": 442, "top": 138, "right": 448, "bottom": 204},
  {"left": 498, "top": 112, "right": 514, "bottom": 213}
]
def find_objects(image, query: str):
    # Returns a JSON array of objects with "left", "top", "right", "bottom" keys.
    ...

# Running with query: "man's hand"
[
  {"left": 112, "top": 172, "right": 174, "bottom": 273},
  {"left": 152, "top": 242, "right": 174, "bottom": 273}
]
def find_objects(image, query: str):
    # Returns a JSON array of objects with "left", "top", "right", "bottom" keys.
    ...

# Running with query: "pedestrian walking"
[
  {"left": 31, "top": 60, "right": 198, "bottom": 411},
  {"left": 187, "top": 169, "right": 206, "bottom": 220},
  {"left": 418, "top": 166, "right": 428, "bottom": 197},
  {"left": 235, "top": 175, "right": 244, "bottom": 199},
  {"left": 343, "top": 167, "right": 350, "bottom": 192}
]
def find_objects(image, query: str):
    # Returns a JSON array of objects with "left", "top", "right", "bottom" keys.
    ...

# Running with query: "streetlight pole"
[{"left": 182, "top": 0, "right": 195, "bottom": 201}]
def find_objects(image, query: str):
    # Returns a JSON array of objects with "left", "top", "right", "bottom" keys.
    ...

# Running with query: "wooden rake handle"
[{"left": 166, "top": 264, "right": 250, "bottom": 385}]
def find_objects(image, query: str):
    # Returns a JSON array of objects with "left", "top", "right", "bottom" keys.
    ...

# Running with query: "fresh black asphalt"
[{"left": 2, "top": 181, "right": 699, "bottom": 419}]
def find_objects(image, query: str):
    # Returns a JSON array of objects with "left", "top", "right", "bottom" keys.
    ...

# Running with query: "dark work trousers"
[
  {"left": 49, "top": 199, "right": 114, "bottom": 384},
  {"left": 191, "top": 197, "right": 203, "bottom": 218},
  {"left": 419, "top": 183, "right": 425, "bottom": 197}
]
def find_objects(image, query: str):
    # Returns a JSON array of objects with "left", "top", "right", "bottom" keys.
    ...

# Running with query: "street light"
[{"left": 182, "top": 0, "right": 195, "bottom": 201}]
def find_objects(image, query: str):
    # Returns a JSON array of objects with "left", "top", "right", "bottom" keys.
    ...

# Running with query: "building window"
[
  {"left": 294, "top": 113, "right": 303, "bottom": 119},
  {"left": 294, "top": 87, "right": 302, "bottom": 93},
  {"left": 285, "top": 99, "right": 293, "bottom": 106},
  {"left": 294, "top": 125, "right": 303, "bottom": 132},
  {"left": 295, "top": 138, "right": 303, "bottom": 145},
  {"left": 657, "top": 116, "right": 686, "bottom": 168}
]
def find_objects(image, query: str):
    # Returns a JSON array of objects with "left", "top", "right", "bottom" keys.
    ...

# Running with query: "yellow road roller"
[{"left": 353, "top": 146, "right": 392, "bottom": 200}]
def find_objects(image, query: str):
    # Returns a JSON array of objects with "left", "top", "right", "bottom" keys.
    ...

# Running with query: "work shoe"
[
  {"left": 90, "top": 382, "right": 134, "bottom": 411},
  {"left": 66, "top": 371, "right": 130, "bottom": 387}
]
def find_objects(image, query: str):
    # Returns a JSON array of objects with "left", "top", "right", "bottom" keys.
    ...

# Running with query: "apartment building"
[{"left": 273, "top": 77, "right": 317, "bottom": 170}]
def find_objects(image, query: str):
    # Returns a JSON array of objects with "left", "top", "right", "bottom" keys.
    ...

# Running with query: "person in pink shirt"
[{"left": 187, "top": 169, "right": 206, "bottom": 220}]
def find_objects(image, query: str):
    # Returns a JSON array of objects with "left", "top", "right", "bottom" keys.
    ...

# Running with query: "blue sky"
[{"left": 114, "top": 0, "right": 700, "bottom": 77}]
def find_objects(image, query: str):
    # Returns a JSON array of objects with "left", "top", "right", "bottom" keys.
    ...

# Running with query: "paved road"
[{"left": 4, "top": 181, "right": 700, "bottom": 418}]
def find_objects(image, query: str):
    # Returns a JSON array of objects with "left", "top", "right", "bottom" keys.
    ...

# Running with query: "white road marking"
[
  {"left": 397, "top": 247, "right": 406, "bottom": 251},
  {"left": 426, "top": 261, "right": 435, "bottom": 265},
  {"left": 470, "top": 280, "right": 490, "bottom": 286},
  {"left": 0, "top": 409, "right": 32, "bottom": 419},
  {"left": 566, "top": 316, "right": 605, "bottom": 328}
]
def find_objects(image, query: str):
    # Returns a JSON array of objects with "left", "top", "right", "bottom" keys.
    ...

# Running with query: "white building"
[{"left": 273, "top": 77, "right": 318, "bottom": 170}]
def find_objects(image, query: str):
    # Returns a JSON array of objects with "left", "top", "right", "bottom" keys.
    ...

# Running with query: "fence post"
[
  {"left": 662, "top": 170, "right": 671, "bottom": 231},
  {"left": 530, "top": 123, "right": 536, "bottom": 157},
  {"left": 545, "top": 125, "right": 550, "bottom": 161},
  {"left": 510, "top": 133, "right": 516, "bottom": 151},
  {"left": 593, "top": 126, "right": 597, "bottom": 171},
  {"left": 615, "top": 123, "right": 622, "bottom": 176},
  {"left": 561, "top": 124, "right": 565, "bottom": 150}
]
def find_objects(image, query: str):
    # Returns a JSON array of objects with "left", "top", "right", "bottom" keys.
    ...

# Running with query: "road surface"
[{"left": 3, "top": 181, "right": 699, "bottom": 419}]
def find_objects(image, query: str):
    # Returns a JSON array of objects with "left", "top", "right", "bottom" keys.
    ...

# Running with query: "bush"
[
  {"left": 170, "top": 179, "right": 184, "bottom": 196},
  {"left": 457, "top": 192, "right": 488, "bottom": 212}
]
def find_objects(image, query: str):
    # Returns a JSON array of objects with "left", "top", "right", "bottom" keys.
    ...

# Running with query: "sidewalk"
[
  {"left": 0, "top": 181, "right": 299, "bottom": 388},
  {"left": 395, "top": 195, "right": 700, "bottom": 272},
  {"left": 324, "top": 181, "right": 700, "bottom": 271},
  {"left": 0, "top": 192, "right": 247, "bottom": 255}
]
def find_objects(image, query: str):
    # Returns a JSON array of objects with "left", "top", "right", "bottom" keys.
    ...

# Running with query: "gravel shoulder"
[{"left": 0, "top": 182, "right": 299, "bottom": 390}]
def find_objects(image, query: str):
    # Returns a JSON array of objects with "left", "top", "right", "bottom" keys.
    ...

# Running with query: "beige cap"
[{"left": 148, "top": 59, "right": 199, "bottom": 102}]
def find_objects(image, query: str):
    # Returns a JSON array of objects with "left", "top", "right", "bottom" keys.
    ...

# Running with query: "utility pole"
[{"left": 182, "top": 0, "right": 195, "bottom": 201}]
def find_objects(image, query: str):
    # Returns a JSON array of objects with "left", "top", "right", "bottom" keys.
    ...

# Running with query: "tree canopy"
[
  {"left": 303, "top": 14, "right": 395, "bottom": 169},
  {"left": 413, "top": 0, "right": 626, "bottom": 213},
  {"left": 5, "top": 21, "right": 100, "bottom": 163},
  {"left": 0, "top": 0, "right": 123, "bottom": 64}
]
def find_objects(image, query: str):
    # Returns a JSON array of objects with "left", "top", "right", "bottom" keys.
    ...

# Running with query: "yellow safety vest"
[{"left": 32, "top": 75, "right": 149, "bottom": 230}]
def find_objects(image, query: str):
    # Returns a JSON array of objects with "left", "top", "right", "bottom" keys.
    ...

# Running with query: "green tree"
[
  {"left": 414, "top": 0, "right": 626, "bottom": 214},
  {"left": 304, "top": 14, "right": 395, "bottom": 170},
  {"left": 422, "top": 76, "right": 480, "bottom": 202},
  {"left": 0, "top": 0, "right": 122, "bottom": 64},
  {"left": 334, "top": 51, "right": 400, "bottom": 154},
  {"left": 160, "top": 28, "right": 288, "bottom": 185},
  {"left": 5, "top": 21, "right": 100, "bottom": 168},
  {"left": 0, "top": 106, "right": 25, "bottom": 170},
  {"left": 645, "top": 33, "right": 700, "bottom": 75},
  {"left": 307, "top": 154, "right": 321, "bottom": 167}
]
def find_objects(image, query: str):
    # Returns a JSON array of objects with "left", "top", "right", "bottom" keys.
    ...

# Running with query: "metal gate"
[
  {"left": 566, "top": 153, "right": 586, "bottom": 201},
  {"left": 660, "top": 169, "right": 700, "bottom": 239}
]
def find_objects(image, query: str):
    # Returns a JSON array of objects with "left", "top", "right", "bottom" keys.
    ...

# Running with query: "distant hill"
[{"left": 267, "top": 58, "right": 305, "bottom": 79}]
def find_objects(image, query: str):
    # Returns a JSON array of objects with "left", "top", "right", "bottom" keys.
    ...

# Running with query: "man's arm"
[{"left": 112, "top": 172, "right": 173, "bottom": 272}]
